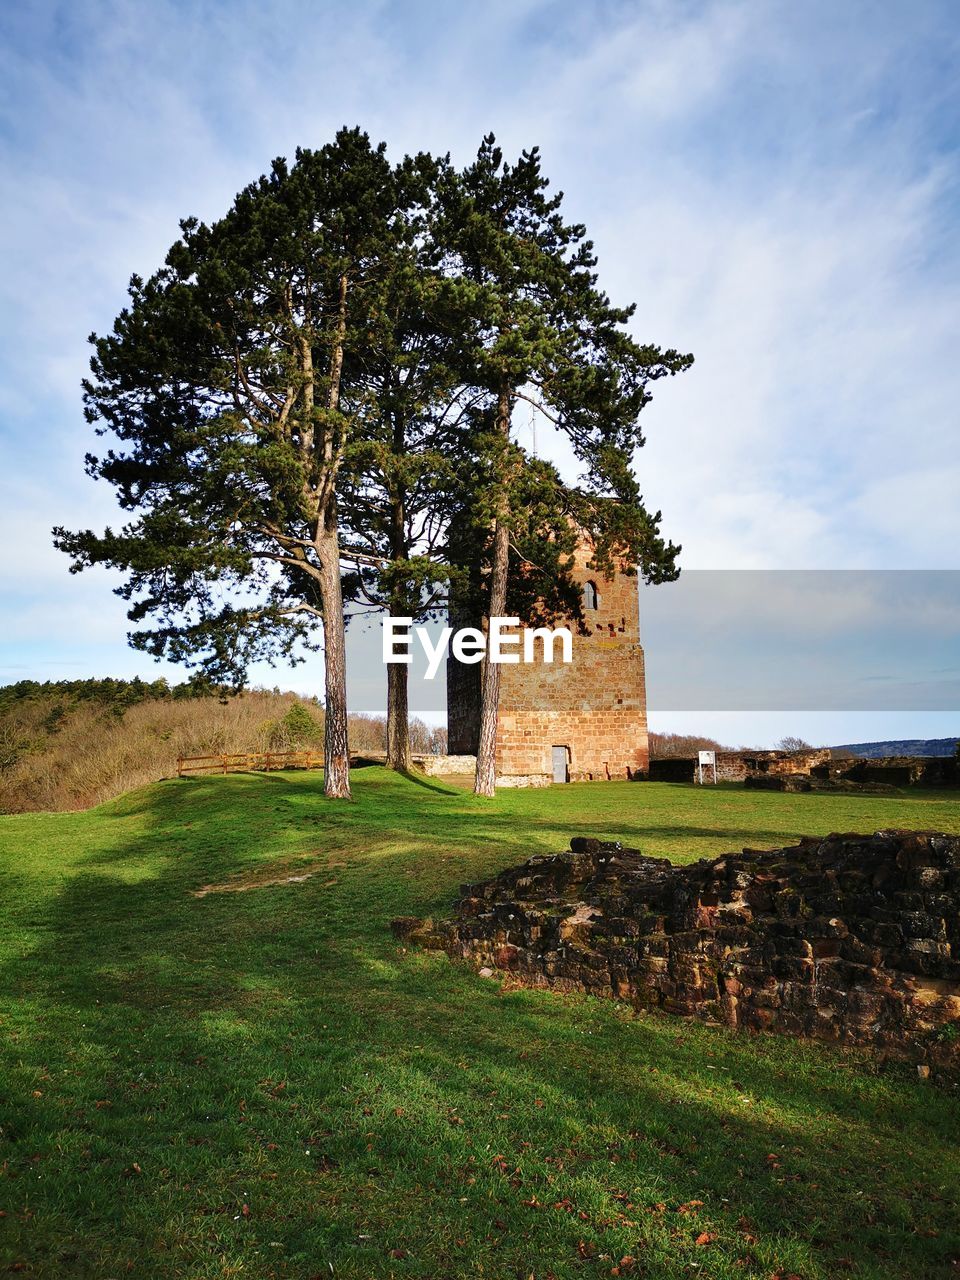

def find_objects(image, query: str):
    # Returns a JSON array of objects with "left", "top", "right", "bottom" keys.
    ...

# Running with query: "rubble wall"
[{"left": 397, "top": 831, "right": 960, "bottom": 1068}]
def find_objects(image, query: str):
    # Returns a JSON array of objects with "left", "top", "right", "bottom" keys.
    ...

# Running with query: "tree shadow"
[{"left": 394, "top": 768, "right": 465, "bottom": 795}]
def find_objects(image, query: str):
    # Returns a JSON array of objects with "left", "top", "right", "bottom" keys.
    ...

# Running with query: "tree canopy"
[{"left": 55, "top": 128, "right": 691, "bottom": 798}]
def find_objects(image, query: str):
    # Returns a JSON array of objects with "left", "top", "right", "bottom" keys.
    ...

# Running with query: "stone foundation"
[
  {"left": 744, "top": 773, "right": 898, "bottom": 795},
  {"left": 412, "top": 754, "right": 477, "bottom": 777},
  {"left": 829, "top": 756, "right": 959, "bottom": 788},
  {"left": 395, "top": 830, "right": 960, "bottom": 1070},
  {"left": 649, "top": 750, "right": 959, "bottom": 788}
]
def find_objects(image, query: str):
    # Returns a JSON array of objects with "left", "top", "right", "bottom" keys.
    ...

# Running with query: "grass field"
[{"left": 2, "top": 769, "right": 960, "bottom": 1279}]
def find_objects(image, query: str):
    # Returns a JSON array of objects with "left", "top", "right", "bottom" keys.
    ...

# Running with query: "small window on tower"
[{"left": 584, "top": 580, "right": 600, "bottom": 610}]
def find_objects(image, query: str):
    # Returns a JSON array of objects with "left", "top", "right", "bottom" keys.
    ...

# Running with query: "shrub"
[{"left": 269, "top": 702, "right": 324, "bottom": 750}]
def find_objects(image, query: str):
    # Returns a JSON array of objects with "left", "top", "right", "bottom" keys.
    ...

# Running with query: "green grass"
[{"left": 1, "top": 769, "right": 959, "bottom": 1279}]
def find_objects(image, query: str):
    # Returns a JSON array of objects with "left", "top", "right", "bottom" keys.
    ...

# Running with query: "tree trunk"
[
  {"left": 314, "top": 270, "right": 352, "bottom": 799},
  {"left": 385, "top": 403, "right": 411, "bottom": 772},
  {"left": 386, "top": 637, "right": 411, "bottom": 770},
  {"left": 474, "top": 384, "right": 513, "bottom": 797},
  {"left": 317, "top": 523, "right": 351, "bottom": 799}
]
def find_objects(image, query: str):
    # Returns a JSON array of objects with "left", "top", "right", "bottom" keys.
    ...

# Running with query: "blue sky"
[{"left": 1, "top": 0, "right": 958, "bottom": 746}]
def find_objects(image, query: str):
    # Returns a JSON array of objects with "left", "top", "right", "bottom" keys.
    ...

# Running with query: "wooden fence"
[{"left": 177, "top": 749, "right": 324, "bottom": 777}]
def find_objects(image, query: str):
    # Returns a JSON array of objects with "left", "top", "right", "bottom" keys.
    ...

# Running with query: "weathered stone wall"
[
  {"left": 839, "top": 756, "right": 959, "bottom": 788},
  {"left": 649, "top": 748, "right": 831, "bottom": 784},
  {"left": 413, "top": 754, "right": 477, "bottom": 777},
  {"left": 447, "top": 537, "right": 649, "bottom": 783},
  {"left": 398, "top": 831, "right": 960, "bottom": 1069},
  {"left": 739, "top": 748, "right": 832, "bottom": 778},
  {"left": 649, "top": 750, "right": 959, "bottom": 790}
]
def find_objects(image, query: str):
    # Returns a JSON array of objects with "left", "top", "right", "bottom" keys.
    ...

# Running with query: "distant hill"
[{"left": 831, "top": 737, "right": 959, "bottom": 759}]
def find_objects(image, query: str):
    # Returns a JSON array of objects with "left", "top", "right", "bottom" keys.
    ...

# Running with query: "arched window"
[{"left": 583, "top": 580, "right": 600, "bottom": 610}]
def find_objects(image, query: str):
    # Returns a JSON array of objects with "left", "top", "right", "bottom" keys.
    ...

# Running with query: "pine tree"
[
  {"left": 438, "top": 137, "right": 692, "bottom": 795},
  {"left": 54, "top": 129, "right": 435, "bottom": 800}
]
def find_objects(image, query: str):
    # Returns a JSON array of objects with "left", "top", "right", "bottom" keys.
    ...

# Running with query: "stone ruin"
[
  {"left": 650, "top": 748, "right": 959, "bottom": 792},
  {"left": 649, "top": 747, "right": 831, "bottom": 785},
  {"left": 394, "top": 830, "right": 960, "bottom": 1072}
]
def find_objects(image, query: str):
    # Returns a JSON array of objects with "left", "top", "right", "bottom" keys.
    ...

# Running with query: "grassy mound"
[{"left": 1, "top": 771, "right": 959, "bottom": 1278}]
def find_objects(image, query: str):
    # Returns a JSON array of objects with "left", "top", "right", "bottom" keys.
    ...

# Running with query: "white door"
[{"left": 552, "top": 745, "right": 569, "bottom": 783}]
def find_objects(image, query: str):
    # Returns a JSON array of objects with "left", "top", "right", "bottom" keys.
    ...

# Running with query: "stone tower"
[{"left": 446, "top": 537, "right": 649, "bottom": 785}]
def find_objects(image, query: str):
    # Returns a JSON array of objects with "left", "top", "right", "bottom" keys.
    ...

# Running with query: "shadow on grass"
[{"left": 394, "top": 768, "right": 465, "bottom": 796}]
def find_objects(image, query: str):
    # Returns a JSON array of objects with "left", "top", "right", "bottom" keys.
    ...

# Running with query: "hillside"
[
  {"left": 832, "top": 736, "right": 959, "bottom": 759},
  {"left": 0, "top": 678, "right": 442, "bottom": 813}
]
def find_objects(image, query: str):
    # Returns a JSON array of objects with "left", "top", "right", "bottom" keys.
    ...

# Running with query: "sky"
[{"left": 1, "top": 0, "right": 958, "bottom": 747}]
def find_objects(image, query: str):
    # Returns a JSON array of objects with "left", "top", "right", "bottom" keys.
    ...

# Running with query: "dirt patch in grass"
[{"left": 191, "top": 853, "right": 347, "bottom": 896}]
